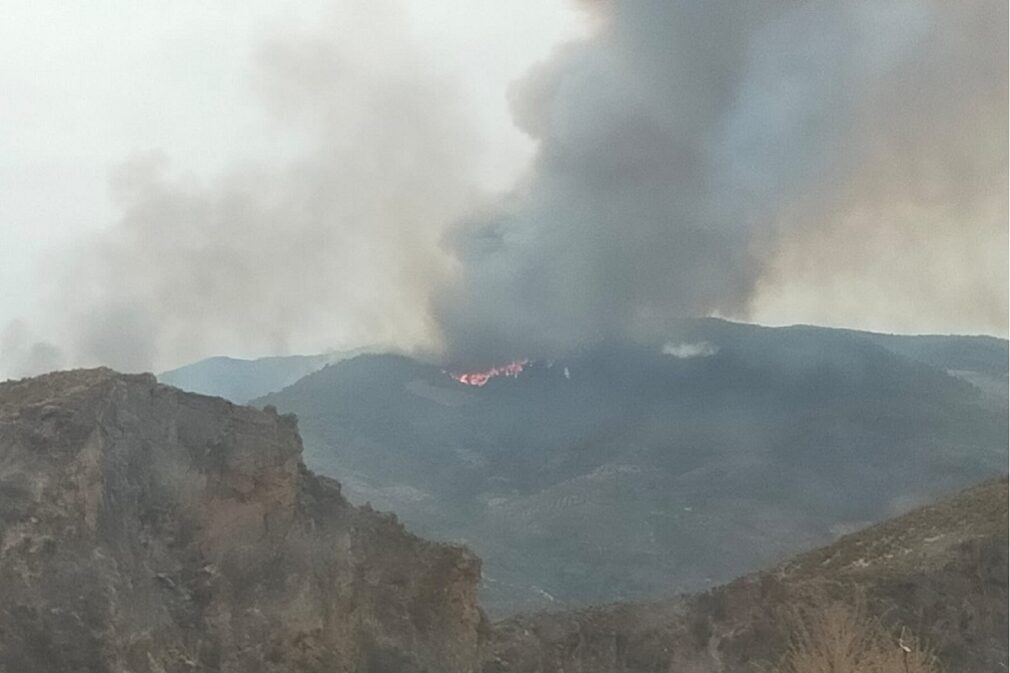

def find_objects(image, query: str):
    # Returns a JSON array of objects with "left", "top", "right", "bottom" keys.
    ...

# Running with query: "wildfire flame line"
[{"left": 449, "top": 359, "right": 529, "bottom": 386}]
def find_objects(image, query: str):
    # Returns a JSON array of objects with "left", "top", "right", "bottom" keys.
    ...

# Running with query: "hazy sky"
[{"left": 1, "top": 0, "right": 1006, "bottom": 377}]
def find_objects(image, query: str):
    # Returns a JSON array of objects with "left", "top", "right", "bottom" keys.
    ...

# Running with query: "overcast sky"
[{"left": 1, "top": 0, "right": 1006, "bottom": 377}]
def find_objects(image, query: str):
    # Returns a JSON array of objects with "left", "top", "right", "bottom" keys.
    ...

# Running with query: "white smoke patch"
[{"left": 662, "top": 341, "right": 718, "bottom": 359}]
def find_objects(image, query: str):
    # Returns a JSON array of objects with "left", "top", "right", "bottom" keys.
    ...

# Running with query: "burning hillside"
[{"left": 449, "top": 359, "right": 529, "bottom": 386}]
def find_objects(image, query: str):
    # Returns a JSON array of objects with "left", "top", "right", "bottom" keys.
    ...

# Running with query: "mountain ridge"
[
  {"left": 158, "top": 350, "right": 369, "bottom": 404},
  {"left": 253, "top": 321, "right": 1007, "bottom": 614}
]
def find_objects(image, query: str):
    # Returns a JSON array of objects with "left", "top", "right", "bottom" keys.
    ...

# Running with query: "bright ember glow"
[{"left": 450, "top": 359, "right": 529, "bottom": 386}]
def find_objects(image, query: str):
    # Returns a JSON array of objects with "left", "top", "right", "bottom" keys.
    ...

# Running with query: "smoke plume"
[
  {"left": 5, "top": 0, "right": 1006, "bottom": 378},
  {"left": 37, "top": 4, "right": 484, "bottom": 374},
  {"left": 434, "top": 0, "right": 1007, "bottom": 365}
]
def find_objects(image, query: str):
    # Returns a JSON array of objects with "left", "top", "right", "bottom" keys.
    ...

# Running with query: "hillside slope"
[
  {"left": 484, "top": 478, "right": 1009, "bottom": 673},
  {"left": 0, "top": 369, "right": 482, "bottom": 673},
  {"left": 255, "top": 321, "right": 1007, "bottom": 614}
]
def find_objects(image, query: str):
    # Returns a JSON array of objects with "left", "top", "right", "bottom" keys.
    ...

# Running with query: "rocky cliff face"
[{"left": 0, "top": 369, "right": 484, "bottom": 673}]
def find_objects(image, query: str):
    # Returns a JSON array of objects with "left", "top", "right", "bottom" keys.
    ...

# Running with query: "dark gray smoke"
[{"left": 434, "top": 0, "right": 1007, "bottom": 365}]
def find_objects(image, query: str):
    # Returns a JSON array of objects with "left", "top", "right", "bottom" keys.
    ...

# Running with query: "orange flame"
[{"left": 450, "top": 359, "right": 529, "bottom": 386}]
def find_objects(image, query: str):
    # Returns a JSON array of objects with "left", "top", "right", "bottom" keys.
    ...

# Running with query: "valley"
[{"left": 243, "top": 320, "right": 1008, "bottom": 614}]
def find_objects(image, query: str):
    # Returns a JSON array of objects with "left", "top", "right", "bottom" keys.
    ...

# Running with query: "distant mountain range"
[
  {"left": 158, "top": 350, "right": 367, "bottom": 404},
  {"left": 230, "top": 320, "right": 1005, "bottom": 615}
]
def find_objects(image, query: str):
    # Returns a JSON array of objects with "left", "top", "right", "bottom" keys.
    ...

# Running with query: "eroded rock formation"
[{"left": 0, "top": 369, "right": 483, "bottom": 672}]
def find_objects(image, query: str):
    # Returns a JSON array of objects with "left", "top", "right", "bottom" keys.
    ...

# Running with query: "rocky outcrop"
[
  {"left": 0, "top": 369, "right": 484, "bottom": 673},
  {"left": 483, "top": 478, "right": 1009, "bottom": 673}
]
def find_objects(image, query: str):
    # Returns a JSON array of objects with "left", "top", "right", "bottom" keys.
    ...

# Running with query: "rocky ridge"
[{"left": 0, "top": 369, "right": 483, "bottom": 673}]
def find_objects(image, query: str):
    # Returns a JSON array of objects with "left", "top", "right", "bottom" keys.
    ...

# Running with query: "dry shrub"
[{"left": 763, "top": 599, "right": 942, "bottom": 673}]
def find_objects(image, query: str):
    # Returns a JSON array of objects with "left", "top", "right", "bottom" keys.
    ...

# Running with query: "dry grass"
[{"left": 763, "top": 600, "right": 942, "bottom": 673}]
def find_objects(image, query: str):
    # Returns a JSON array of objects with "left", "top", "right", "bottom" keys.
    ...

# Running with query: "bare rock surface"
[{"left": 0, "top": 368, "right": 483, "bottom": 673}]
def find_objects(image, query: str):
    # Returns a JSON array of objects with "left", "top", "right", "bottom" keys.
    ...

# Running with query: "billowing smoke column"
[
  {"left": 4, "top": 0, "right": 1003, "bottom": 380},
  {"left": 434, "top": 0, "right": 1007, "bottom": 366}
]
